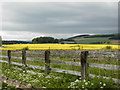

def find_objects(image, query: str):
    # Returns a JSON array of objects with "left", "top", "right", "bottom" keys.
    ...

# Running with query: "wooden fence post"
[
  {"left": 22, "top": 50, "right": 27, "bottom": 72},
  {"left": 45, "top": 50, "right": 50, "bottom": 74},
  {"left": 7, "top": 50, "right": 11, "bottom": 67},
  {"left": 80, "top": 51, "right": 89, "bottom": 80}
]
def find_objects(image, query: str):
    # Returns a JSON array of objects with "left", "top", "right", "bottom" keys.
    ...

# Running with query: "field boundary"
[
  {"left": 0, "top": 55, "right": 119, "bottom": 70},
  {"left": 1, "top": 49, "right": 120, "bottom": 85}
]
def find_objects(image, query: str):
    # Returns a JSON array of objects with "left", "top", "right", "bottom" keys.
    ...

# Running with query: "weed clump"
[
  {"left": 22, "top": 46, "right": 29, "bottom": 50},
  {"left": 105, "top": 46, "right": 112, "bottom": 49}
]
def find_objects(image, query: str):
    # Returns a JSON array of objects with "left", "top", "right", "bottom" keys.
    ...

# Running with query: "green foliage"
[
  {"left": 1, "top": 49, "right": 119, "bottom": 88},
  {"left": 32, "top": 37, "right": 59, "bottom": 43},
  {"left": 68, "top": 77, "right": 116, "bottom": 88},
  {"left": 22, "top": 46, "right": 29, "bottom": 50},
  {"left": 32, "top": 36, "right": 75, "bottom": 44},
  {"left": 105, "top": 46, "right": 112, "bottom": 49},
  {"left": 2, "top": 40, "right": 30, "bottom": 44},
  {"left": 1, "top": 82, "right": 16, "bottom": 89},
  {"left": 2, "top": 63, "right": 77, "bottom": 88},
  {"left": 1, "top": 63, "right": 118, "bottom": 88},
  {"left": 109, "top": 33, "right": 120, "bottom": 40}
]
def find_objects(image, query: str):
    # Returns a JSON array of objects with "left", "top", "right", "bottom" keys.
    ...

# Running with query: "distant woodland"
[
  {"left": 1, "top": 33, "right": 120, "bottom": 45},
  {"left": 32, "top": 37, "right": 74, "bottom": 44}
]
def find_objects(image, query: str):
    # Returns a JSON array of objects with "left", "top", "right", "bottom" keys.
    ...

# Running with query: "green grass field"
[{"left": 75, "top": 37, "right": 110, "bottom": 44}]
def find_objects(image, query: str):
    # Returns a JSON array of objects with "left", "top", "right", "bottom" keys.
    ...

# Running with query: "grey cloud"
[{"left": 2, "top": 2, "right": 118, "bottom": 39}]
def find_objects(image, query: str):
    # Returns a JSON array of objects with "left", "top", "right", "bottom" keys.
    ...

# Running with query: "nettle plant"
[{"left": 68, "top": 77, "right": 115, "bottom": 89}]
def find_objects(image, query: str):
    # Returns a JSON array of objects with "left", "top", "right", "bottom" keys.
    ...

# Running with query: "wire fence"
[{"left": 0, "top": 49, "right": 120, "bottom": 84}]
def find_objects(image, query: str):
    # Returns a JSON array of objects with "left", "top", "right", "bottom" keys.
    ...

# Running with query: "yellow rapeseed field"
[{"left": 0, "top": 44, "right": 119, "bottom": 50}]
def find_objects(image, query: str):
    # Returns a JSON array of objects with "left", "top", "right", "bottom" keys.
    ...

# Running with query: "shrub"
[
  {"left": 105, "top": 46, "right": 112, "bottom": 49},
  {"left": 22, "top": 46, "right": 29, "bottom": 50}
]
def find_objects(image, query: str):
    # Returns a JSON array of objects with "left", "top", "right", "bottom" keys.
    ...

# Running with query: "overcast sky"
[{"left": 0, "top": 2, "right": 118, "bottom": 40}]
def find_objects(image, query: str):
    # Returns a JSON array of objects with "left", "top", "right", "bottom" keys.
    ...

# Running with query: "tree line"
[
  {"left": 2, "top": 36, "right": 75, "bottom": 44},
  {"left": 2, "top": 41, "right": 30, "bottom": 45},
  {"left": 32, "top": 37, "right": 75, "bottom": 44}
]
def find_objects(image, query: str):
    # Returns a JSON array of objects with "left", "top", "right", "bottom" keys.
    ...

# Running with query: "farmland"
[
  {"left": 0, "top": 43, "right": 120, "bottom": 89},
  {"left": 0, "top": 1, "right": 119, "bottom": 88},
  {"left": 69, "top": 33, "right": 120, "bottom": 44},
  {"left": 1, "top": 44, "right": 119, "bottom": 50},
  {"left": 0, "top": 46, "right": 120, "bottom": 89},
  {"left": 75, "top": 37, "right": 110, "bottom": 44}
]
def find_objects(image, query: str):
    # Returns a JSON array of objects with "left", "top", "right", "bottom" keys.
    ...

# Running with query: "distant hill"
[
  {"left": 1, "top": 33, "right": 119, "bottom": 45},
  {"left": 68, "top": 33, "right": 120, "bottom": 44},
  {"left": 68, "top": 34, "right": 90, "bottom": 39}
]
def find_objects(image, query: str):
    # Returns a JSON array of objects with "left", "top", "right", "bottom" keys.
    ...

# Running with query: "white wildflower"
[
  {"left": 85, "top": 82, "right": 88, "bottom": 85},
  {"left": 55, "top": 77, "right": 62, "bottom": 79},
  {"left": 39, "top": 74, "right": 44, "bottom": 77},
  {"left": 83, "top": 79, "right": 86, "bottom": 82},
  {"left": 82, "top": 86, "right": 85, "bottom": 88},
  {"left": 4, "top": 80, "right": 6, "bottom": 83},
  {"left": 27, "top": 84, "right": 31, "bottom": 87},
  {"left": 30, "top": 79, "right": 39, "bottom": 82},
  {"left": 91, "top": 83, "right": 94, "bottom": 86},
  {"left": 97, "top": 76, "right": 100, "bottom": 78},
  {"left": 75, "top": 79, "right": 79, "bottom": 83},
  {"left": 16, "top": 85, "right": 19, "bottom": 88},
  {"left": 23, "top": 71, "right": 26, "bottom": 73},
  {"left": 103, "top": 83, "right": 106, "bottom": 86},
  {"left": 103, "top": 77, "right": 106, "bottom": 79},
  {"left": 75, "top": 86, "right": 78, "bottom": 88},
  {"left": 71, "top": 82, "right": 75, "bottom": 86},
  {"left": 99, "top": 82, "right": 102, "bottom": 84},
  {"left": 100, "top": 86, "right": 103, "bottom": 88},
  {"left": 82, "top": 85, "right": 84, "bottom": 87},
  {"left": 45, "top": 75, "right": 51, "bottom": 78},
  {"left": 68, "top": 86, "right": 70, "bottom": 88}
]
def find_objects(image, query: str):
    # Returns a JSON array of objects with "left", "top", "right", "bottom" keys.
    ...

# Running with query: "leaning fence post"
[
  {"left": 80, "top": 51, "right": 89, "bottom": 80},
  {"left": 22, "top": 50, "right": 27, "bottom": 72},
  {"left": 7, "top": 50, "right": 11, "bottom": 67},
  {"left": 45, "top": 50, "right": 50, "bottom": 74}
]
